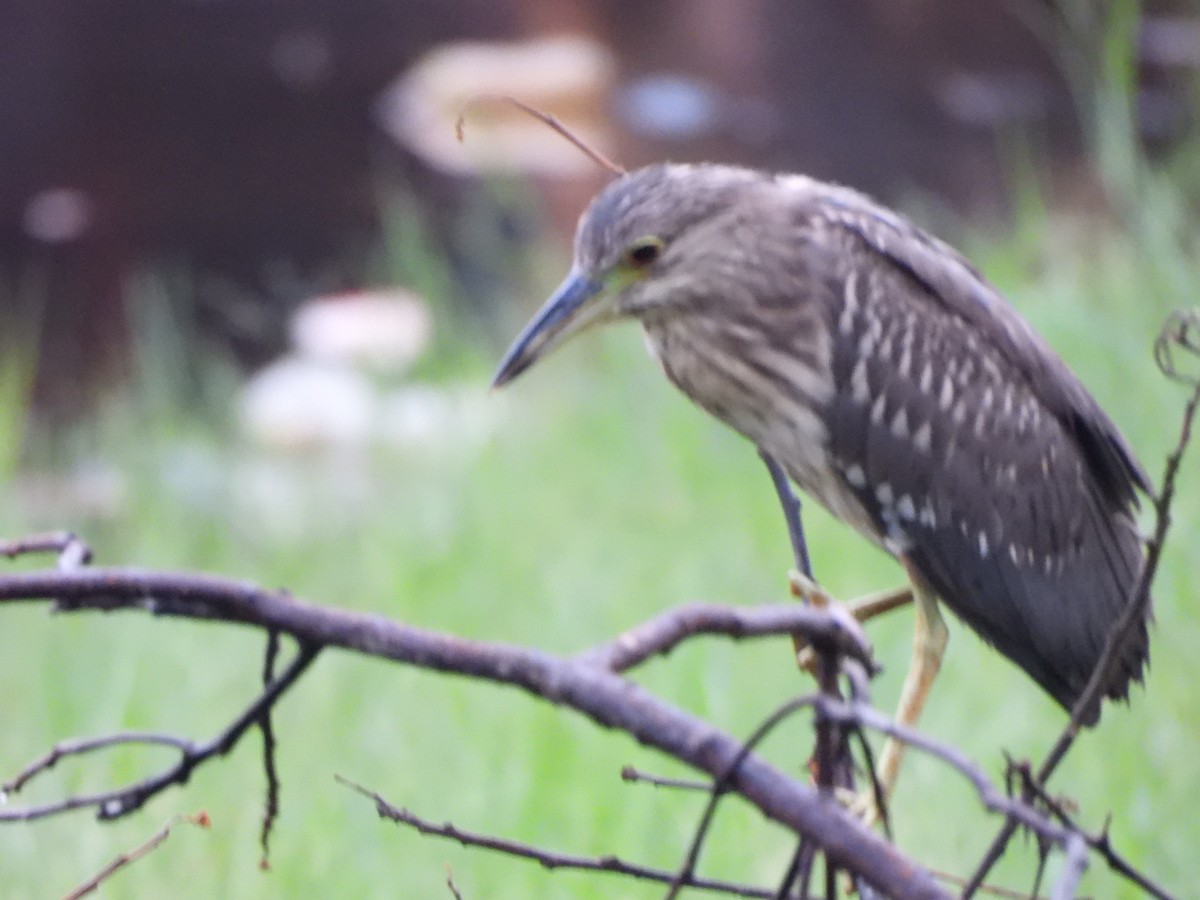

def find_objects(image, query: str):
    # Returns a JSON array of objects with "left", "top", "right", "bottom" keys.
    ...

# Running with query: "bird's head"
[{"left": 492, "top": 163, "right": 765, "bottom": 387}]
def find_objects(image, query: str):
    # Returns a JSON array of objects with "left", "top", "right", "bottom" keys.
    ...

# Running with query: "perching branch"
[{"left": 0, "top": 566, "right": 945, "bottom": 899}]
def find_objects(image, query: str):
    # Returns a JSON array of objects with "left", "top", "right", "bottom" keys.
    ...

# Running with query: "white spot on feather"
[
  {"left": 870, "top": 393, "right": 887, "bottom": 426},
  {"left": 939, "top": 377, "right": 955, "bottom": 411},
  {"left": 913, "top": 421, "right": 932, "bottom": 453},
  {"left": 839, "top": 272, "right": 860, "bottom": 335},
  {"left": 850, "top": 358, "right": 870, "bottom": 403},
  {"left": 919, "top": 362, "right": 934, "bottom": 394}
]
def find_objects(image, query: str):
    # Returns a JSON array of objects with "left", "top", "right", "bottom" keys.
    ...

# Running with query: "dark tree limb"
[{"left": 0, "top": 569, "right": 946, "bottom": 899}]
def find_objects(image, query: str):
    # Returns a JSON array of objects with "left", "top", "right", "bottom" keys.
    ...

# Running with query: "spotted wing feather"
[{"left": 799, "top": 207, "right": 1149, "bottom": 721}]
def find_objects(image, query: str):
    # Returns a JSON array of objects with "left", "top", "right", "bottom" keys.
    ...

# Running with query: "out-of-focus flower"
[
  {"left": 376, "top": 35, "right": 616, "bottom": 176},
  {"left": 290, "top": 289, "right": 432, "bottom": 374},
  {"left": 239, "top": 357, "right": 375, "bottom": 450},
  {"left": 23, "top": 187, "right": 93, "bottom": 244}
]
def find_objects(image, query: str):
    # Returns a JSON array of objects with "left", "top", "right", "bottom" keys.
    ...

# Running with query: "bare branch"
[
  {"left": 1007, "top": 760, "right": 1176, "bottom": 900},
  {"left": 60, "top": 810, "right": 211, "bottom": 900},
  {"left": 578, "top": 601, "right": 876, "bottom": 675},
  {"left": 336, "top": 776, "right": 777, "bottom": 899},
  {"left": 0, "top": 567, "right": 944, "bottom": 899},
  {"left": 0, "top": 531, "right": 92, "bottom": 569},
  {"left": 2, "top": 733, "right": 191, "bottom": 797},
  {"left": 1, "top": 640, "right": 319, "bottom": 822},
  {"left": 620, "top": 766, "right": 710, "bottom": 793},
  {"left": 258, "top": 631, "right": 283, "bottom": 870}
]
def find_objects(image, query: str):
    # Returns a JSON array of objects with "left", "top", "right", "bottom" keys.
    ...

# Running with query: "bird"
[{"left": 491, "top": 162, "right": 1151, "bottom": 805}]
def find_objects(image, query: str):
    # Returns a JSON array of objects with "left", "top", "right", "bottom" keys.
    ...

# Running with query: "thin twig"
[
  {"left": 336, "top": 776, "right": 776, "bottom": 899},
  {"left": 620, "top": 766, "right": 710, "bottom": 792},
  {"left": 3, "top": 733, "right": 192, "bottom": 797},
  {"left": 816, "top": 698, "right": 1072, "bottom": 846},
  {"left": 0, "top": 531, "right": 92, "bottom": 569},
  {"left": 60, "top": 810, "right": 211, "bottom": 900},
  {"left": 0, "top": 642, "right": 320, "bottom": 822},
  {"left": 665, "top": 694, "right": 818, "bottom": 900},
  {"left": 258, "top": 630, "right": 282, "bottom": 870},
  {"left": 454, "top": 93, "right": 625, "bottom": 176},
  {"left": 1008, "top": 760, "right": 1174, "bottom": 900}
]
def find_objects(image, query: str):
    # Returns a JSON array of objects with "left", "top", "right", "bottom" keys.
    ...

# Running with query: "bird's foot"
[
  {"left": 788, "top": 571, "right": 872, "bottom": 675},
  {"left": 841, "top": 785, "right": 888, "bottom": 829},
  {"left": 788, "top": 570, "right": 832, "bottom": 606}
]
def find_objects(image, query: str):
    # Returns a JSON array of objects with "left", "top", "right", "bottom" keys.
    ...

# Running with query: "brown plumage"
[{"left": 493, "top": 162, "right": 1150, "bottom": 727}]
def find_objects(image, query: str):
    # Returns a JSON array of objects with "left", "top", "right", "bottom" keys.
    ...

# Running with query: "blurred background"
[{"left": 1, "top": 1, "right": 1198, "bottom": 897}]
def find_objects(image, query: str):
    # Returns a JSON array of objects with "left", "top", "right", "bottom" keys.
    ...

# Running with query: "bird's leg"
[
  {"left": 758, "top": 449, "right": 914, "bottom": 667},
  {"left": 853, "top": 576, "right": 948, "bottom": 824},
  {"left": 758, "top": 450, "right": 813, "bottom": 581},
  {"left": 758, "top": 450, "right": 827, "bottom": 669}
]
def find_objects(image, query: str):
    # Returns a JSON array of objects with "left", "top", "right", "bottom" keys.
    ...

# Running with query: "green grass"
[{"left": 3, "top": 179, "right": 1200, "bottom": 898}]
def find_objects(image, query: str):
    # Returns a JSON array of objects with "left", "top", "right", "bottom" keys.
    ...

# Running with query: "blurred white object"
[
  {"left": 378, "top": 383, "right": 500, "bottom": 450},
  {"left": 240, "top": 357, "right": 375, "bottom": 450},
  {"left": 23, "top": 187, "right": 92, "bottom": 243},
  {"left": 290, "top": 289, "right": 432, "bottom": 373},
  {"left": 377, "top": 35, "right": 616, "bottom": 176}
]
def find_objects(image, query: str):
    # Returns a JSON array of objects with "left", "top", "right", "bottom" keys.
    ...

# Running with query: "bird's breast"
[{"left": 642, "top": 315, "right": 876, "bottom": 538}]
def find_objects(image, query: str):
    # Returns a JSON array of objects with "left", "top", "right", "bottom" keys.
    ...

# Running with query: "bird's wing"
[
  {"left": 817, "top": 192, "right": 1151, "bottom": 509},
  {"left": 798, "top": 209, "right": 1148, "bottom": 717}
]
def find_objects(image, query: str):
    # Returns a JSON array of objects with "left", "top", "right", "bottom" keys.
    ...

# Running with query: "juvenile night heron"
[{"left": 493, "top": 163, "right": 1151, "bottom": 804}]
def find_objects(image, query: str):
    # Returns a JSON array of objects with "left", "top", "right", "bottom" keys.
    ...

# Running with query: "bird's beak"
[{"left": 492, "top": 267, "right": 609, "bottom": 388}]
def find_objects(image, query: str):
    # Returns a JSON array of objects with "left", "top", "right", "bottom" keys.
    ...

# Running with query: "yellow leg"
[
  {"left": 785, "top": 570, "right": 947, "bottom": 824},
  {"left": 863, "top": 579, "right": 948, "bottom": 821}
]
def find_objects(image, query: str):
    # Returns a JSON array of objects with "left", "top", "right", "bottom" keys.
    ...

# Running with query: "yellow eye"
[{"left": 624, "top": 236, "right": 664, "bottom": 268}]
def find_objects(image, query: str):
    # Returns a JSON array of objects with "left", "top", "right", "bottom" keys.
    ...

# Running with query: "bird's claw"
[
  {"left": 788, "top": 570, "right": 832, "bottom": 606},
  {"left": 788, "top": 571, "right": 873, "bottom": 675},
  {"left": 843, "top": 788, "right": 885, "bottom": 829}
]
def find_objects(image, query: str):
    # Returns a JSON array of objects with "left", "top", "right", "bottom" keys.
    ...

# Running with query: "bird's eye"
[{"left": 625, "top": 236, "right": 664, "bottom": 268}]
